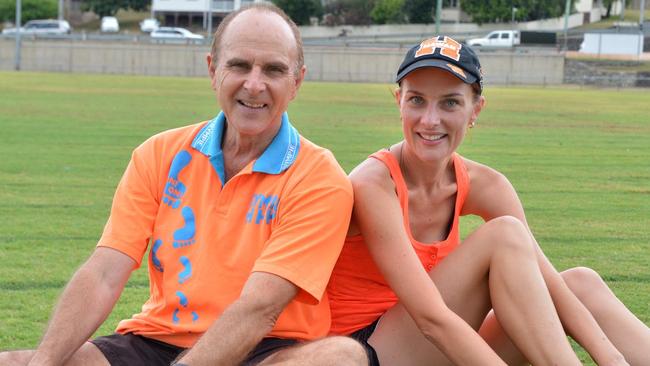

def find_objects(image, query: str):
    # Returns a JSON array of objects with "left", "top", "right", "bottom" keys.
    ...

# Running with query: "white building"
[{"left": 152, "top": 0, "right": 265, "bottom": 28}]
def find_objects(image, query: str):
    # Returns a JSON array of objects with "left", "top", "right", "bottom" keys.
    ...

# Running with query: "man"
[{"left": 0, "top": 4, "right": 366, "bottom": 366}]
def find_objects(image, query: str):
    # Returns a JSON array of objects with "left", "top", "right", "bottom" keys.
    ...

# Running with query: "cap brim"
[{"left": 396, "top": 59, "right": 478, "bottom": 85}]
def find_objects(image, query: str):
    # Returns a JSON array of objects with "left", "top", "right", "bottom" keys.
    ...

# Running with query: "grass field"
[{"left": 0, "top": 71, "right": 648, "bottom": 363}]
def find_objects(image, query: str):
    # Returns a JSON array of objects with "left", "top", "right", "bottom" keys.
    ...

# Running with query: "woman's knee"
[
  {"left": 561, "top": 266, "right": 607, "bottom": 302},
  {"left": 482, "top": 216, "right": 534, "bottom": 255}
]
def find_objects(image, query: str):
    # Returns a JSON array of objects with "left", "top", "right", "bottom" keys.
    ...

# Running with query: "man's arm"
[
  {"left": 175, "top": 272, "right": 297, "bottom": 366},
  {"left": 28, "top": 247, "right": 135, "bottom": 366}
]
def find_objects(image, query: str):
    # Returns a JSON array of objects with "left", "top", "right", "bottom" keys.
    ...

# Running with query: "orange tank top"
[{"left": 328, "top": 149, "right": 470, "bottom": 335}]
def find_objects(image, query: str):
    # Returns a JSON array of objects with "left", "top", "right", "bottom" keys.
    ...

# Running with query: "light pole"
[
  {"left": 58, "top": 0, "right": 63, "bottom": 20},
  {"left": 640, "top": 0, "right": 646, "bottom": 31},
  {"left": 14, "top": 0, "right": 21, "bottom": 71},
  {"left": 435, "top": 0, "right": 442, "bottom": 34},
  {"left": 511, "top": 7, "right": 518, "bottom": 27},
  {"left": 207, "top": 0, "right": 213, "bottom": 38},
  {"left": 563, "top": 0, "right": 570, "bottom": 51}
]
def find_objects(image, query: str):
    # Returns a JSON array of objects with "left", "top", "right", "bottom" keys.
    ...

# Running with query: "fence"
[{"left": 0, "top": 38, "right": 565, "bottom": 86}]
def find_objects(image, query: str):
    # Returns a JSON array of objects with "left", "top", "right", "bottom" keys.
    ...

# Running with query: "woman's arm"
[
  {"left": 350, "top": 159, "right": 505, "bottom": 366},
  {"left": 462, "top": 161, "right": 627, "bottom": 365}
]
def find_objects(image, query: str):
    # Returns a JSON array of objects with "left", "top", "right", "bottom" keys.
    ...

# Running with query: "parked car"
[
  {"left": 100, "top": 16, "right": 119, "bottom": 33},
  {"left": 140, "top": 18, "right": 160, "bottom": 33},
  {"left": 2, "top": 19, "right": 71, "bottom": 36},
  {"left": 150, "top": 27, "right": 204, "bottom": 43},
  {"left": 466, "top": 30, "right": 520, "bottom": 48}
]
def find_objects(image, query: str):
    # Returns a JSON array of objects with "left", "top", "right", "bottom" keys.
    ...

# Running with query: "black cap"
[{"left": 396, "top": 35, "right": 483, "bottom": 93}]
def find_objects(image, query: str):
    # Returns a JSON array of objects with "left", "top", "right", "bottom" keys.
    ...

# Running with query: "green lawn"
[{"left": 0, "top": 72, "right": 648, "bottom": 364}]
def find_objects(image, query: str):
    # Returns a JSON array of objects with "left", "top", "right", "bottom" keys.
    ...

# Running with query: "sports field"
[{"left": 0, "top": 71, "right": 648, "bottom": 363}]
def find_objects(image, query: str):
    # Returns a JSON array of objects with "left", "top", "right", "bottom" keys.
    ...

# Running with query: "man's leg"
[
  {"left": 0, "top": 342, "right": 109, "bottom": 366},
  {"left": 257, "top": 336, "right": 368, "bottom": 366}
]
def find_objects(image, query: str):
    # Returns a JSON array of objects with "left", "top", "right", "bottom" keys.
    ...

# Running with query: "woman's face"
[{"left": 397, "top": 67, "right": 484, "bottom": 164}]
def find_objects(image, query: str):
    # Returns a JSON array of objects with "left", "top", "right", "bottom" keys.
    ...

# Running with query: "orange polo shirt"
[{"left": 97, "top": 112, "right": 353, "bottom": 347}]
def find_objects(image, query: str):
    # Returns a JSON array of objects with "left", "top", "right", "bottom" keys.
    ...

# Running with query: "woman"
[{"left": 328, "top": 36, "right": 649, "bottom": 365}]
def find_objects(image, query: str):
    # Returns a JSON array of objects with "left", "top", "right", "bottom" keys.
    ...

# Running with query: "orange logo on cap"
[
  {"left": 415, "top": 36, "right": 462, "bottom": 61},
  {"left": 447, "top": 63, "right": 466, "bottom": 78}
]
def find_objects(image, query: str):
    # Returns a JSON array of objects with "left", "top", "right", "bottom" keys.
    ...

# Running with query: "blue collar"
[{"left": 191, "top": 111, "right": 301, "bottom": 184}]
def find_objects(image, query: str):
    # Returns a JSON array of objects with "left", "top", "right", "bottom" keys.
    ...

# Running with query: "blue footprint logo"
[
  {"left": 176, "top": 291, "right": 188, "bottom": 307},
  {"left": 163, "top": 150, "right": 192, "bottom": 209},
  {"left": 178, "top": 256, "right": 192, "bottom": 284},
  {"left": 192, "top": 311, "right": 199, "bottom": 322},
  {"left": 151, "top": 239, "right": 164, "bottom": 272},
  {"left": 173, "top": 206, "right": 196, "bottom": 248},
  {"left": 172, "top": 308, "right": 180, "bottom": 324}
]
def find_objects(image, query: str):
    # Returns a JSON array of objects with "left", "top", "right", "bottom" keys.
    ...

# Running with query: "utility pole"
[
  {"left": 15, "top": 0, "right": 21, "bottom": 71},
  {"left": 640, "top": 0, "right": 646, "bottom": 31},
  {"left": 207, "top": 0, "right": 213, "bottom": 39},
  {"left": 620, "top": 0, "right": 626, "bottom": 21},
  {"left": 58, "top": 0, "right": 63, "bottom": 20},
  {"left": 563, "top": 0, "right": 571, "bottom": 51},
  {"left": 435, "top": 0, "right": 442, "bottom": 34}
]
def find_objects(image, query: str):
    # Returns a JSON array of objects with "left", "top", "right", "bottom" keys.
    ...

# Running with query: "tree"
[
  {"left": 371, "top": 0, "right": 406, "bottom": 24},
  {"left": 272, "top": 0, "right": 323, "bottom": 25},
  {"left": 0, "top": 0, "right": 57, "bottom": 23},
  {"left": 323, "top": 0, "right": 377, "bottom": 25},
  {"left": 80, "top": 0, "right": 149, "bottom": 17},
  {"left": 461, "top": 0, "right": 576, "bottom": 25},
  {"left": 403, "top": 0, "right": 434, "bottom": 24}
]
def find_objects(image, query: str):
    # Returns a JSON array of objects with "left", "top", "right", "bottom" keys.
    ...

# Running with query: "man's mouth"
[{"left": 238, "top": 100, "right": 266, "bottom": 109}]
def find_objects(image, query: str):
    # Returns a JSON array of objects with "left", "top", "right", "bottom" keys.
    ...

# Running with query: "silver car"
[
  {"left": 2, "top": 19, "right": 71, "bottom": 35},
  {"left": 150, "top": 27, "right": 204, "bottom": 44}
]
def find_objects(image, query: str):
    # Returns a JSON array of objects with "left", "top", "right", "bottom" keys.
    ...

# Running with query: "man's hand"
[{"left": 176, "top": 272, "right": 298, "bottom": 366}]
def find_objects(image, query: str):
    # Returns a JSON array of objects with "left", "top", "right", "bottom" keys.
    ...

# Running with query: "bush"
[
  {"left": 0, "top": 0, "right": 57, "bottom": 24},
  {"left": 371, "top": 0, "right": 406, "bottom": 24}
]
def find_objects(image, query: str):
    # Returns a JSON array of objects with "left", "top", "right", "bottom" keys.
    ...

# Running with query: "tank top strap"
[
  {"left": 451, "top": 153, "right": 470, "bottom": 209},
  {"left": 369, "top": 150, "right": 409, "bottom": 210}
]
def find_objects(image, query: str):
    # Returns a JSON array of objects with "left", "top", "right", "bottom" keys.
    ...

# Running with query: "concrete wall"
[{"left": 0, "top": 39, "right": 565, "bottom": 85}]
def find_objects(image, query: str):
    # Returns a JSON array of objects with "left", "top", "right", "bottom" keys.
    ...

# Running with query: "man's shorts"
[
  {"left": 90, "top": 333, "right": 298, "bottom": 366},
  {"left": 349, "top": 319, "right": 381, "bottom": 366}
]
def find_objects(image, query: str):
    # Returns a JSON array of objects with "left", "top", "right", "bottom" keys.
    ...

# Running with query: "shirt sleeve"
[
  {"left": 252, "top": 152, "right": 353, "bottom": 305},
  {"left": 96, "top": 141, "right": 161, "bottom": 266}
]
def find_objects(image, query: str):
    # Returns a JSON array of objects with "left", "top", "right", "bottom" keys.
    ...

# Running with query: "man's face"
[{"left": 208, "top": 10, "right": 305, "bottom": 143}]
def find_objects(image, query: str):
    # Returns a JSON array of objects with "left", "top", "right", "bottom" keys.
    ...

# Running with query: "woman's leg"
[
  {"left": 563, "top": 267, "right": 650, "bottom": 365},
  {"left": 480, "top": 267, "right": 650, "bottom": 366},
  {"left": 367, "top": 216, "right": 580, "bottom": 366}
]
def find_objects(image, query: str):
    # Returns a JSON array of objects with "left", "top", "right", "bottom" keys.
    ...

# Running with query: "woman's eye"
[
  {"left": 409, "top": 96, "right": 424, "bottom": 105},
  {"left": 444, "top": 99, "right": 459, "bottom": 108}
]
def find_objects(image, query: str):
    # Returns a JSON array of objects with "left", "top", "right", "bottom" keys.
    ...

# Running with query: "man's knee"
[
  {"left": 314, "top": 336, "right": 368, "bottom": 365},
  {"left": 0, "top": 349, "right": 35, "bottom": 365}
]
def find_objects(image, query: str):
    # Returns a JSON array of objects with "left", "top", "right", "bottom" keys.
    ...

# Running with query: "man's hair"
[{"left": 209, "top": 3, "right": 304, "bottom": 76}]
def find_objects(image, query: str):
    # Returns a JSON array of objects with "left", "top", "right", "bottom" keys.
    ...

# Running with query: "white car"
[
  {"left": 151, "top": 27, "right": 204, "bottom": 43},
  {"left": 2, "top": 19, "right": 71, "bottom": 35},
  {"left": 100, "top": 16, "right": 119, "bottom": 33},
  {"left": 140, "top": 18, "right": 160, "bottom": 33},
  {"left": 466, "top": 30, "right": 520, "bottom": 48}
]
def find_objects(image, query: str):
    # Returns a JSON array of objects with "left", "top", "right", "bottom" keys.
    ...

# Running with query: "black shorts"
[
  {"left": 90, "top": 333, "right": 298, "bottom": 366},
  {"left": 349, "top": 319, "right": 381, "bottom": 366}
]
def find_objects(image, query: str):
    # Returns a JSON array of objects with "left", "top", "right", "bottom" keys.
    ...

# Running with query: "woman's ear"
[{"left": 470, "top": 95, "right": 486, "bottom": 126}]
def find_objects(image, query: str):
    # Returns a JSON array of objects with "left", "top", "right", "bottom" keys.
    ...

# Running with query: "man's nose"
[{"left": 243, "top": 67, "right": 266, "bottom": 95}]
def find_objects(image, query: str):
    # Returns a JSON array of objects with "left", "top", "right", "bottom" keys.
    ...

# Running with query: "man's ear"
[
  {"left": 290, "top": 65, "right": 307, "bottom": 100},
  {"left": 206, "top": 53, "right": 215, "bottom": 79}
]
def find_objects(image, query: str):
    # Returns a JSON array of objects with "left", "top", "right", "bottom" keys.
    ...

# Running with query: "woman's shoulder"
[
  {"left": 459, "top": 156, "right": 509, "bottom": 188},
  {"left": 349, "top": 152, "right": 395, "bottom": 190}
]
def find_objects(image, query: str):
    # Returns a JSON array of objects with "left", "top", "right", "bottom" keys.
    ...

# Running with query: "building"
[{"left": 152, "top": 0, "right": 265, "bottom": 28}]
